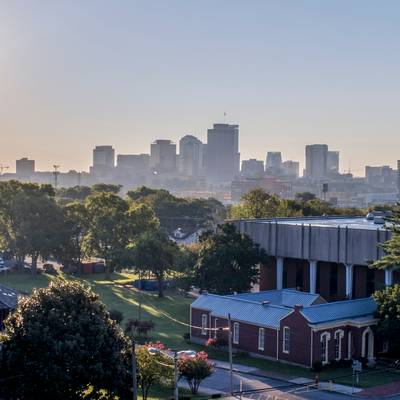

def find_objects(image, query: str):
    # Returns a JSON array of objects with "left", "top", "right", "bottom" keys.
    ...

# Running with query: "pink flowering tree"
[{"left": 178, "top": 352, "right": 214, "bottom": 394}]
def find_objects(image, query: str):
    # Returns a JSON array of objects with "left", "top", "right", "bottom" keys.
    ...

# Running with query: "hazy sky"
[{"left": 1, "top": 1, "right": 399, "bottom": 175}]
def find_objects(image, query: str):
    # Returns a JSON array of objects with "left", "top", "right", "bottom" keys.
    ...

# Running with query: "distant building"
[
  {"left": 117, "top": 154, "right": 150, "bottom": 172},
  {"left": 91, "top": 146, "right": 115, "bottom": 175},
  {"left": 281, "top": 160, "right": 299, "bottom": 178},
  {"left": 16, "top": 157, "right": 35, "bottom": 179},
  {"left": 150, "top": 140, "right": 177, "bottom": 173},
  {"left": 365, "top": 165, "right": 395, "bottom": 188},
  {"left": 327, "top": 151, "right": 340, "bottom": 175},
  {"left": 305, "top": 144, "right": 328, "bottom": 179},
  {"left": 241, "top": 159, "right": 264, "bottom": 179},
  {"left": 265, "top": 152, "right": 282, "bottom": 175},
  {"left": 397, "top": 160, "right": 400, "bottom": 193},
  {"left": 206, "top": 123, "right": 240, "bottom": 182},
  {"left": 179, "top": 135, "right": 204, "bottom": 177}
]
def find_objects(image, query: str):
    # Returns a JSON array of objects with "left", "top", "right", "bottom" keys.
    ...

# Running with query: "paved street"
[{"left": 199, "top": 367, "right": 400, "bottom": 400}]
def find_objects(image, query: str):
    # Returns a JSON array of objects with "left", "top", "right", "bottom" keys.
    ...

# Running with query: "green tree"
[
  {"left": 84, "top": 192, "right": 129, "bottom": 277},
  {"left": 0, "top": 280, "right": 131, "bottom": 400},
  {"left": 372, "top": 203, "right": 400, "bottom": 270},
  {"left": 132, "top": 230, "right": 178, "bottom": 297},
  {"left": 92, "top": 183, "right": 122, "bottom": 194},
  {"left": 195, "top": 224, "right": 268, "bottom": 294},
  {"left": 135, "top": 342, "right": 173, "bottom": 400},
  {"left": 0, "top": 181, "right": 64, "bottom": 273},
  {"left": 373, "top": 284, "right": 400, "bottom": 356},
  {"left": 178, "top": 352, "right": 214, "bottom": 394}
]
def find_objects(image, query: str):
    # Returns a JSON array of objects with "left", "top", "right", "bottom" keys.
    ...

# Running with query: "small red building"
[{"left": 190, "top": 289, "right": 377, "bottom": 368}]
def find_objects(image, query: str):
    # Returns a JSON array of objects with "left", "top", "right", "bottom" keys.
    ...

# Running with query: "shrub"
[
  {"left": 109, "top": 309, "right": 124, "bottom": 324},
  {"left": 43, "top": 263, "right": 57, "bottom": 275},
  {"left": 178, "top": 352, "right": 214, "bottom": 394},
  {"left": 125, "top": 319, "right": 155, "bottom": 338}
]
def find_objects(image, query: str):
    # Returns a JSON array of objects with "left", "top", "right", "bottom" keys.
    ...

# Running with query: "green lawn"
[{"left": 1, "top": 270, "right": 399, "bottom": 390}]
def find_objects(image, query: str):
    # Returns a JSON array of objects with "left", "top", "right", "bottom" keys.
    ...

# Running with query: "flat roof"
[{"left": 247, "top": 216, "right": 389, "bottom": 231}]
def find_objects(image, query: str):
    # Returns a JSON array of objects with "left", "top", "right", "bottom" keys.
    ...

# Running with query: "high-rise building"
[
  {"left": 179, "top": 135, "right": 204, "bottom": 176},
  {"left": 92, "top": 145, "right": 115, "bottom": 175},
  {"left": 206, "top": 123, "right": 240, "bottom": 182},
  {"left": 150, "top": 140, "right": 177, "bottom": 173},
  {"left": 281, "top": 160, "right": 300, "bottom": 178},
  {"left": 16, "top": 157, "right": 35, "bottom": 178},
  {"left": 241, "top": 159, "right": 264, "bottom": 179},
  {"left": 365, "top": 165, "right": 395, "bottom": 188},
  {"left": 265, "top": 152, "right": 282, "bottom": 175},
  {"left": 327, "top": 151, "right": 340, "bottom": 175},
  {"left": 117, "top": 154, "right": 150, "bottom": 172},
  {"left": 305, "top": 144, "right": 328, "bottom": 179},
  {"left": 397, "top": 160, "right": 400, "bottom": 193}
]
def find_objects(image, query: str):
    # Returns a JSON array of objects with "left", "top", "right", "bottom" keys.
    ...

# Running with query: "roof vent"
[{"left": 261, "top": 301, "right": 270, "bottom": 306}]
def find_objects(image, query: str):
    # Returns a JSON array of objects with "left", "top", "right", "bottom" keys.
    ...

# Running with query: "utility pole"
[
  {"left": 53, "top": 165, "right": 60, "bottom": 190},
  {"left": 228, "top": 313, "right": 233, "bottom": 395},
  {"left": 173, "top": 351, "right": 179, "bottom": 400},
  {"left": 132, "top": 340, "right": 137, "bottom": 400}
]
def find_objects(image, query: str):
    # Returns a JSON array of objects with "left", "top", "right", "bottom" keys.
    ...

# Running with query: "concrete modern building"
[
  {"left": 117, "top": 154, "right": 150, "bottom": 172},
  {"left": 179, "top": 135, "right": 204, "bottom": 177},
  {"left": 191, "top": 289, "right": 378, "bottom": 367},
  {"left": 241, "top": 159, "right": 264, "bottom": 179},
  {"left": 233, "top": 216, "right": 395, "bottom": 302},
  {"left": 398, "top": 160, "right": 400, "bottom": 193},
  {"left": 327, "top": 151, "right": 340, "bottom": 175},
  {"left": 265, "top": 152, "right": 282, "bottom": 175},
  {"left": 150, "top": 140, "right": 177, "bottom": 173},
  {"left": 305, "top": 144, "right": 328, "bottom": 179},
  {"left": 16, "top": 157, "right": 35, "bottom": 179},
  {"left": 206, "top": 123, "right": 240, "bottom": 182},
  {"left": 91, "top": 146, "right": 115, "bottom": 175},
  {"left": 281, "top": 160, "right": 299, "bottom": 178}
]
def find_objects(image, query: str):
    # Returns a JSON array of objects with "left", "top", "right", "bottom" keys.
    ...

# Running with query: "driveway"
[{"left": 199, "top": 367, "right": 400, "bottom": 400}]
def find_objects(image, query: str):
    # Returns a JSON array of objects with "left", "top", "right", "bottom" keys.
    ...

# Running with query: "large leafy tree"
[
  {"left": 0, "top": 181, "right": 64, "bottom": 273},
  {"left": 132, "top": 230, "right": 178, "bottom": 297},
  {"left": 195, "top": 223, "right": 268, "bottom": 294},
  {"left": 0, "top": 280, "right": 131, "bottom": 399},
  {"left": 373, "top": 203, "right": 400, "bottom": 270},
  {"left": 84, "top": 192, "right": 130, "bottom": 277},
  {"left": 373, "top": 284, "right": 400, "bottom": 356}
]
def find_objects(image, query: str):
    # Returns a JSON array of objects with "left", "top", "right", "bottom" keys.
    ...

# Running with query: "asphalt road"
[{"left": 200, "top": 368, "right": 400, "bottom": 400}]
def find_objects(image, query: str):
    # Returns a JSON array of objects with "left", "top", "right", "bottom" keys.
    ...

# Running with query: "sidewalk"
[{"left": 357, "top": 381, "right": 400, "bottom": 398}]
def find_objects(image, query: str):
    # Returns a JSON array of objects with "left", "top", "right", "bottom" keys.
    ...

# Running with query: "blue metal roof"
[
  {"left": 228, "top": 289, "right": 323, "bottom": 307},
  {"left": 191, "top": 294, "right": 291, "bottom": 329},
  {"left": 301, "top": 297, "right": 376, "bottom": 324},
  {"left": 0, "top": 284, "right": 19, "bottom": 310}
]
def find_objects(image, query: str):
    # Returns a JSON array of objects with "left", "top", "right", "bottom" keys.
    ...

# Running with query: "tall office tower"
[
  {"left": 150, "top": 140, "right": 177, "bottom": 173},
  {"left": 281, "top": 160, "right": 300, "bottom": 178},
  {"left": 92, "top": 145, "right": 115, "bottom": 175},
  {"left": 16, "top": 157, "right": 35, "bottom": 178},
  {"left": 179, "top": 135, "right": 204, "bottom": 176},
  {"left": 117, "top": 154, "right": 150, "bottom": 172},
  {"left": 265, "top": 152, "right": 282, "bottom": 175},
  {"left": 241, "top": 159, "right": 264, "bottom": 178},
  {"left": 327, "top": 151, "right": 340, "bottom": 174},
  {"left": 206, "top": 123, "right": 240, "bottom": 182},
  {"left": 305, "top": 144, "right": 328, "bottom": 179}
]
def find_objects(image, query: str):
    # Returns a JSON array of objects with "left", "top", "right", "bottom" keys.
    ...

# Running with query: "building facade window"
[
  {"left": 233, "top": 322, "right": 240, "bottom": 344},
  {"left": 201, "top": 314, "right": 207, "bottom": 335},
  {"left": 334, "top": 330, "right": 344, "bottom": 360},
  {"left": 283, "top": 326, "right": 290, "bottom": 353},
  {"left": 258, "top": 328, "right": 265, "bottom": 351},
  {"left": 320, "top": 332, "right": 331, "bottom": 365}
]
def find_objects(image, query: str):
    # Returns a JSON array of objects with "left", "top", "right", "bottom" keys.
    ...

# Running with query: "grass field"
[{"left": 1, "top": 270, "right": 399, "bottom": 390}]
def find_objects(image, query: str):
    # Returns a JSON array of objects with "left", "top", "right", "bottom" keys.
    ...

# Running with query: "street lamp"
[{"left": 148, "top": 347, "right": 179, "bottom": 400}]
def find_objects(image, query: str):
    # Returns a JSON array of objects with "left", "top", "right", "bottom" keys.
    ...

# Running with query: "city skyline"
[{"left": 1, "top": 1, "right": 400, "bottom": 174}]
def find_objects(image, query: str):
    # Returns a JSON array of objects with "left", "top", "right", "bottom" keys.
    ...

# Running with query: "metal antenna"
[{"left": 53, "top": 165, "right": 60, "bottom": 189}]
